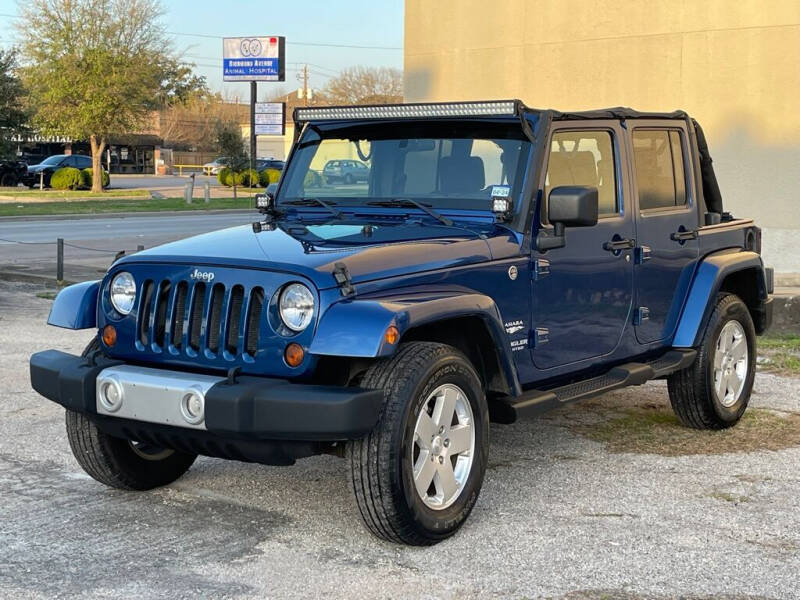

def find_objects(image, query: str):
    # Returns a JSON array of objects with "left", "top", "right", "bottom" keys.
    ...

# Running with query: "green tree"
[
  {"left": 214, "top": 119, "right": 248, "bottom": 198},
  {"left": 17, "top": 0, "right": 187, "bottom": 192},
  {"left": 0, "top": 49, "right": 28, "bottom": 159}
]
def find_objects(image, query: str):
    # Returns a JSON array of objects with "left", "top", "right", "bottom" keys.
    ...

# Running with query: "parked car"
[
  {"left": 0, "top": 159, "right": 27, "bottom": 187},
  {"left": 203, "top": 157, "right": 229, "bottom": 176},
  {"left": 31, "top": 100, "right": 773, "bottom": 547},
  {"left": 322, "top": 159, "right": 369, "bottom": 184},
  {"left": 255, "top": 158, "right": 285, "bottom": 173},
  {"left": 21, "top": 154, "right": 93, "bottom": 188}
]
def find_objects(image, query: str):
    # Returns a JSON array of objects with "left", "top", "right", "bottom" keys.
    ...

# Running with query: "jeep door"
[
  {"left": 531, "top": 122, "right": 635, "bottom": 370},
  {"left": 627, "top": 121, "right": 700, "bottom": 344}
]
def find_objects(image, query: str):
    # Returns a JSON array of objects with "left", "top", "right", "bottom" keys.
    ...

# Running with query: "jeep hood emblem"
[{"left": 190, "top": 268, "right": 215, "bottom": 282}]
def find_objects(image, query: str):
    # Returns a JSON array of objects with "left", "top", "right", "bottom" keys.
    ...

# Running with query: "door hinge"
[
  {"left": 635, "top": 245, "right": 652, "bottom": 264},
  {"left": 634, "top": 306, "right": 650, "bottom": 325},
  {"left": 533, "top": 258, "right": 550, "bottom": 280},
  {"left": 533, "top": 327, "right": 550, "bottom": 346}
]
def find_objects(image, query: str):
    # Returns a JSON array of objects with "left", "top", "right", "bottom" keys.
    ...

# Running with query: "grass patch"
[
  {"left": 0, "top": 189, "right": 150, "bottom": 200},
  {"left": 758, "top": 334, "right": 800, "bottom": 376},
  {"left": 35, "top": 291, "right": 58, "bottom": 300},
  {"left": 0, "top": 196, "right": 257, "bottom": 216},
  {"left": 707, "top": 491, "right": 751, "bottom": 504},
  {"left": 570, "top": 404, "right": 800, "bottom": 456}
]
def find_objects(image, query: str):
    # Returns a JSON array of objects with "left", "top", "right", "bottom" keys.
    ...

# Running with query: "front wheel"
[
  {"left": 347, "top": 342, "right": 489, "bottom": 545},
  {"left": 668, "top": 293, "right": 756, "bottom": 429}
]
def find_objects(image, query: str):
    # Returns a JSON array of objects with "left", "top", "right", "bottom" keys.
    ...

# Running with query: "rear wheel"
[
  {"left": 0, "top": 172, "right": 17, "bottom": 187},
  {"left": 347, "top": 342, "right": 489, "bottom": 545},
  {"left": 668, "top": 293, "right": 756, "bottom": 429},
  {"left": 65, "top": 339, "right": 197, "bottom": 490}
]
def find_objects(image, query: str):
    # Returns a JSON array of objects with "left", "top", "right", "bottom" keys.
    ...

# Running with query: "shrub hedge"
[
  {"left": 238, "top": 168, "right": 260, "bottom": 187},
  {"left": 259, "top": 168, "right": 281, "bottom": 187},
  {"left": 81, "top": 168, "right": 110, "bottom": 189},
  {"left": 217, "top": 167, "right": 234, "bottom": 186},
  {"left": 50, "top": 167, "right": 86, "bottom": 190}
]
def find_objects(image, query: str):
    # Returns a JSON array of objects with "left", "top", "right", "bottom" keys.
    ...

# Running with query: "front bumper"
[{"left": 30, "top": 349, "right": 383, "bottom": 443}]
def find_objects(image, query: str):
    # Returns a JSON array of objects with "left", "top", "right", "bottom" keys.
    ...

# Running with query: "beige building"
[{"left": 404, "top": 0, "right": 800, "bottom": 281}]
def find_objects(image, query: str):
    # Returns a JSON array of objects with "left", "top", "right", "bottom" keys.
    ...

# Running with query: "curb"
[{"left": 0, "top": 208, "right": 256, "bottom": 222}]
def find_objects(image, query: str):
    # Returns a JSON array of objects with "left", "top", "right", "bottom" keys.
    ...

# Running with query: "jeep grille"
[{"left": 136, "top": 278, "right": 265, "bottom": 359}]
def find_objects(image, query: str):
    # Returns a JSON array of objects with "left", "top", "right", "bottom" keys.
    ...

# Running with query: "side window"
[
  {"left": 632, "top": 129, "right": 687, "bottom": 211},
  {"left": 545, "top": 130, "right": 617, "bottom": 218}
]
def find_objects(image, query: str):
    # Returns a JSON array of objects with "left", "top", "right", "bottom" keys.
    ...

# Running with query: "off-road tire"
[
  {"left": 668, "top": 293, "right": 756, "bottom": 429},
  {"left": 347, "top": 342, "right": 489, "bottom": 545},
  {"left": 65, "top": 339, "right": 197, "bottom": 490}
]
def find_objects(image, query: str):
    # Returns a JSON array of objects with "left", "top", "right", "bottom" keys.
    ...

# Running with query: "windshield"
[
  {"left": 279, "top": 122, "right": 531, "bottom": 213},
  {"left": 40, "top": 155, "right": 66, "bottom": 166}
]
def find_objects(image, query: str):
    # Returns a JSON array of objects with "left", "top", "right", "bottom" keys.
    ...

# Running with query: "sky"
[{"left": 0, "top": 0, "right": 404, "bottom": 100}]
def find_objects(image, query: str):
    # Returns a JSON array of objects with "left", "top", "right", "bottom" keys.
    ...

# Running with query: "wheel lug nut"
[
  {"left": 444, "top": 439, "right": 450, "bottom": 448},
  {"left": 438, "top": 426, "right": 444, "bottom": 434},
  {"left": 438, "top": 456, "right": 444, "bottom": 464}
]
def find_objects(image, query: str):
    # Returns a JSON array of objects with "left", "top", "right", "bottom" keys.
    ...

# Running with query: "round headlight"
[
  {"left": 110, "top": 271, "right": 136, "bottom": 315},
  {"left": 279, "top": 283, "right": 315, "bottom": 332}
]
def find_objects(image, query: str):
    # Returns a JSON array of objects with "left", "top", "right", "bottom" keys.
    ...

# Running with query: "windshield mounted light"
[{"left": 295, "top": 100, "right": 521, "bottom": 123}]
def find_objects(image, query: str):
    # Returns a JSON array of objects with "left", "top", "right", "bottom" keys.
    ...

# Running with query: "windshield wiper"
[
  {"left": 284, "top": 198, "right": 342, "bottom": 218},
  {"left": 367, "top": 198, "right": 453, "bottom": 227}
]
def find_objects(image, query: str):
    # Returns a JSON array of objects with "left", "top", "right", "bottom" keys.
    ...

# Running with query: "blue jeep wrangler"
[{"left": 30, "top": 101, "right": 773, "bottom": 545}]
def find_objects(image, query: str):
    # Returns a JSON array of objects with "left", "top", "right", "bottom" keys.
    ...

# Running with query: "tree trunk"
[{"left": 90, "top": 135, "right": 106, "bottom": 193}]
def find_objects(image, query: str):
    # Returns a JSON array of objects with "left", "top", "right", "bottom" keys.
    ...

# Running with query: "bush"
[
  {"left": 259, "top": 168, "right": 281, "bottom": 187},
  {"left": 239, "top": 168, "right": 260, "bottom": 188},
  {"left": 217, "top": 167, "right": 233, "bottom": 186},
  {"left": 304, "top": 170, "right": 322, "bottom": 188},
  {"left": 50, "top": 167, "right": 86, "bottom": 190},
  {"left": 81, "top": 167, "right": 110, "bottom": 189}
]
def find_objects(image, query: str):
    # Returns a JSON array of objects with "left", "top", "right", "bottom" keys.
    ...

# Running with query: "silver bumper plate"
[{"left": 95, "top": 365, "right": 224, "bottom": 430}]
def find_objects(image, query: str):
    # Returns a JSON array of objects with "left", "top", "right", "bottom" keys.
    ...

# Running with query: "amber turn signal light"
[
  {"left": 284, "top": 343, "right": 305, "bottom": 367},
  {"left": 102, "top": 325, "right": 117, "bottom": 347},
  {"left": 384, "top": 326, "right": 399, "bottom": 345}
]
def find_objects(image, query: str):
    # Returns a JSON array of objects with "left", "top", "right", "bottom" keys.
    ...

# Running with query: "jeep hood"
[{"left": 115, "top": 220, "right": 522, "bottom": 289}]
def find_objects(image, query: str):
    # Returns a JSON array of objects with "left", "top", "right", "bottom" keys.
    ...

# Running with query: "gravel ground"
[{"left": 1, "top": 280, "right": 799, "bottom": 600}]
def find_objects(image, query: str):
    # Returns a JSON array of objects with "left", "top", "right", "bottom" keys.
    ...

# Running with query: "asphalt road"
[
  {"left": 2, "top": 279, "right": 800, "bottom": 599},
  {"left": 0, "top": 212, "right": 256, "bottom": 279},
  {"left": 108, "top": 174, "right": 222, "bottom": 190}
]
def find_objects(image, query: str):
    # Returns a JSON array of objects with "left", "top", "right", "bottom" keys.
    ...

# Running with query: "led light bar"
[{"left": 294, "top": 100, "right": 521, "bottom": 122}]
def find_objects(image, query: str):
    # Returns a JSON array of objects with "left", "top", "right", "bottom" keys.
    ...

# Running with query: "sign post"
[{"left": 222, "top": 36, "right": 286, "bottom": 166}]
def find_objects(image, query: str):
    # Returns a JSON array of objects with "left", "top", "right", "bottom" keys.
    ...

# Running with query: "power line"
[{"left": 167, "top": 30, "right": 402, "bottom": 50}]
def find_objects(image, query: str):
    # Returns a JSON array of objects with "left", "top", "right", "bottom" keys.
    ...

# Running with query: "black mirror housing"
[
  {"left": 536, "top": 186, "right": 599, "bottom": 251},
  {"left": 548, "top": 186, "right": 599, "bottom": 227}
]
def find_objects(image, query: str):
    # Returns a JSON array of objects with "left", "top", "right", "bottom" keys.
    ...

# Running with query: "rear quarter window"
[{"left": 632, "top": 129, "right": 687, "bottom": 211}]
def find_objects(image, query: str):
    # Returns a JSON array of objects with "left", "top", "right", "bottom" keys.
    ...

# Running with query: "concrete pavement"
[{"left": 2, "top": 279, "right": 800, "bottom": 599}]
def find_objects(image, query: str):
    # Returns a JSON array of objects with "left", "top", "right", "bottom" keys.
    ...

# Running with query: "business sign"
[
  {"left": 223, "top": 36, "right": 285, "bottom": 82},
  {"left": 253, "top": 102, "right": 286, "bottom": 136}
]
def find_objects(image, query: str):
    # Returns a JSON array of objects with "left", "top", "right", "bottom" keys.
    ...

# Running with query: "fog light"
[
  {"left": 98, "top": 377, "right": 123, "bottom": 412},
  {"left": 102, "top": 325, "right": 117, "bottom": 347},
  {"left": 180, "top": 388, "right": 205, "bottom": 425},
  {"left": 284, "top": 343, "right": 305, "bottom": 367}
]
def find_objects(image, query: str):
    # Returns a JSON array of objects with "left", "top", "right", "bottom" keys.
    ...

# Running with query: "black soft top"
[{"left": 541, "top": 105, "right": 722, "bottom": 214}]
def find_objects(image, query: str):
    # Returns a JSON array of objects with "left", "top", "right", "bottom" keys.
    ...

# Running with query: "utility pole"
[
  {"left": 298, "top": 64, "right": 310, "bottom": 106},
  {"left": 250, "top": 81, "right": 257, "bottom": 166}
]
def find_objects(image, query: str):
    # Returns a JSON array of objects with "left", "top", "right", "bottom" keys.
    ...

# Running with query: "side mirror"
[{"left": 536, "top": 186, "right": 598, "bottom": 251}]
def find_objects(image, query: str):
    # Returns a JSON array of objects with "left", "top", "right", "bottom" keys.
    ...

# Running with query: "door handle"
[
  {"left": 603, "top": 238, "right": 636, "bottom": 252},
  {"left": 670, "top": 229, "right": 698, "bottom": 242}
]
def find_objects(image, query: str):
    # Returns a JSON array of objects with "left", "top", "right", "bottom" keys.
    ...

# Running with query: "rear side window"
[
  {"left": 545, "top": 130, "right": 617, "bottom": 218},
  {"left": 632, "top": 129, "right": 687, "bottom": 210}
]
